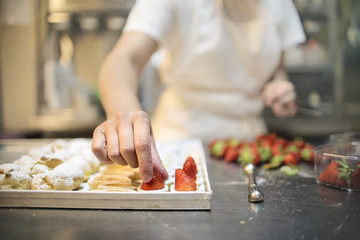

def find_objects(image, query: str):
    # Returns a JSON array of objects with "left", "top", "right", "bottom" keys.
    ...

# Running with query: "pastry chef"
[{"left": 92, "top": 0, "right": 305, "bottom": 182}]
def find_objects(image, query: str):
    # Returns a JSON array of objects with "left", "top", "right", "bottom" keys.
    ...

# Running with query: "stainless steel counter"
[{"left": 1, "top": 139, "right": 360, "bottom": 240}]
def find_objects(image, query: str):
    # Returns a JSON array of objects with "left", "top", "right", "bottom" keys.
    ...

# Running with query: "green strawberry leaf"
[{"left": 281, "top": 165, "right": 299, "bottom": 176}]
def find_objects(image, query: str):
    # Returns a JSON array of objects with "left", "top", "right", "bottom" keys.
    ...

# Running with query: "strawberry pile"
[
  {"left": 208, "top": 133, "right": 314, "bottom": 171},
  {"left": 318, "top": 160, "right": 360, "bottom": 190}
]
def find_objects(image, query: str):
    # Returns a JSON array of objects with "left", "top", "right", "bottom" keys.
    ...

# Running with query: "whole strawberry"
[
  {"left": 318, "top": 160, "right": 352, "bottom": 188},
  {"left": 301, "top": 145, "right": 314, "bottom": 163},
  {"left": 292, "top": 137, "right": 306, "bottom": 149},
  {"left": 175, "top": 168, "right": 197, "bottom": 191},
  {"left": 284, "top": 152, "right": 300, "bottom": 165},
  {"left": 141, "top": 166, "right": 165, "bottom": 191},
  {"left": 237, "top": 145, "right": 261, "bottom": 166},
  {"left": 264, "top": 154, "right": 284, "bottom": 170},
  {"left": 209, "top": 139, "right": 226, "bottom": 158},
  {"left": 257, "top": 139, "right": 272, "bottom": 162},
  {"left": 224, "top": 145, "right": 239, "bottom": 163},
  {"left": 351, "top": 163, "right": 360, "bottom": 189}
]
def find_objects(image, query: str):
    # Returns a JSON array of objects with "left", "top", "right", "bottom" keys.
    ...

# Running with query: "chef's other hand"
[
  {"left": 262, "top": 80, "right": 297, "bottom": 118},
  {"left": 91, "top": 110, "right": 168, "bottom": 183}
]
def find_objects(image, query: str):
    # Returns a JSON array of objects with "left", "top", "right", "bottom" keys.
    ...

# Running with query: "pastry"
[
  {"left": 39, "top": 153, "right": 65, "bottom": 169},
  {"left": 1, "top": 171, "right": 32, "bottom": 190},
  {"left": 19, "top": 161, "right": 49, "bottom": 177},
  {"left": 31, "top": 171, "right": 74, "bottom": 191},
  {"left": 65, "top": 156, "right": 92, "bottom": 180},
  {"left": 53, "top": 162, "right": 85, "bottom": 189},
  {"left": 0, "top": 163, "right": 21, "bottom": 174},
  {"left": 14, "top": 155, "right": 35, "bottom": 166}
]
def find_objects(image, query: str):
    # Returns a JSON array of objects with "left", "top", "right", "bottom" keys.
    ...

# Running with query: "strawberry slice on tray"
[
  {"left": 140, "top": 166, "right": 165, "bottom": 191},
  {"left": 175, "top": 169, "right": 197, "bottom": 191},
  {"left": 183, "top": 156, "right": 197, "bottom": 180}
]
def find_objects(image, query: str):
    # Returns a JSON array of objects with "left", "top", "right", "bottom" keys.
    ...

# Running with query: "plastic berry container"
[
  {"left": 329, "top": 131, "right": 360, "bottom": 143},
  {"left": 314, "top": 141, "right": 360, "bottom": 192}
]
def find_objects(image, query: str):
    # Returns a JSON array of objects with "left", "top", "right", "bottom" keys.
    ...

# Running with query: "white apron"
[{"left": 151, "top": 0, "right": 282, "bottom": 141}]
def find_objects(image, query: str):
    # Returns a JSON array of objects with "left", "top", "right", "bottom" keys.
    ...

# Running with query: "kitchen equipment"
[
  {"left": 314, "top": 140, "right": 360, "bottom": 192},
  {"left": 244, "top": 164, "right": 264, "bottom": 203}
]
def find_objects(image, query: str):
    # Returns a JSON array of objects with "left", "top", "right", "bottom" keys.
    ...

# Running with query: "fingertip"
[{"left": 142, "top": 174, "right": 152, "bottom": 183}]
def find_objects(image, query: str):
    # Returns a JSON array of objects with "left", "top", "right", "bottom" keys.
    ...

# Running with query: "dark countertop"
[{"left": 1, "top": 139, "right": 360, "bottom": 240}]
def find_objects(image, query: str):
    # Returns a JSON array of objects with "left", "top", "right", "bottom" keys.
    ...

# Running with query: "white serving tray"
[{"left": 0, "top": 139, "right": 212, "bottom": 210}]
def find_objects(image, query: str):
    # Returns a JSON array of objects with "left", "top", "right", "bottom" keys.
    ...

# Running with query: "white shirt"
[{"left": 123, "top": 0, "right": 305, "bottom": 141}]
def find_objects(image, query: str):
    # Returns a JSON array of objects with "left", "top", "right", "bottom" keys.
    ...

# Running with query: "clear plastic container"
[
  {"left": 314, "top": 141, "right": 360, "bottom": 191},
  {"left": 329, "top": 131, "right": 360, "bottom": 143}
]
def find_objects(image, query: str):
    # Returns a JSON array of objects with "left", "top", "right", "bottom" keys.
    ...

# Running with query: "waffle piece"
[{"left": 88, "top": 164, "right": 140, "bottom": 192}]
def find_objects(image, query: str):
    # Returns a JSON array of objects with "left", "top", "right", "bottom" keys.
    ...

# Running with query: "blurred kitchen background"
[{"left": 0, "top": 0, "right": 359, "bottom": 139}]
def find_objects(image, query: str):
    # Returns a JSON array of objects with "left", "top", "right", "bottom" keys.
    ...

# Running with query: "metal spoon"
[{"left": 244, "top": 164, "right": 264, "bottom": 203}]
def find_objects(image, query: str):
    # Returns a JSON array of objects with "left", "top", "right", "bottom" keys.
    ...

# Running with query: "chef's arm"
[
  {"left": 261, "top": 52, "right": 297, "bottom": 117},
  {"left": 92, "top": 32, "right": 169, "bottom": 183},
  {"left": 99, "top": 32, "right": 156, "bottom": 117}
]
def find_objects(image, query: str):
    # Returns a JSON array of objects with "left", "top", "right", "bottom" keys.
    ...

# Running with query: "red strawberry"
[
  {"left": 224, "top": 145, "right": 239, "bottom": 162},
  {"left": 273, "top": 138, "right": 289, "bottom": 148},
  {"left": 226, "top": 138, "right": 241, "bottom": 147},
  {"left": 351, "top": 163, "right": 360, "bottom": 189},
  {"left": 175, "top": 169, "right": 197, "bottom": 191},
  {"left": 271, "top": 144, "right": 284, "bottom": 156},
  {"left": 284, "top": 152, "right": 300, "bottom": 165},
  {"left": 183, "top": 156, "right": 197, "bottom": 180},
  {"left": 140, "top": 166, "right": 165, "bottom": 191},
  {"left": 293, "top": 137, "right": 306, "bottom": 149},
  {"left": 264, "top": 154, "right": 284, "bottom": 170},
  {"left": 318, "top": 160, "right": 352, "bottom": 188},
  {"left": 209, "top": 139, "right": 226, "bottom": 158},
  {"left": 285, "top": 144, "right": 301, "bottom": 161},
  {"left": 301, "top": 145, "right": 314, "bottom": 163},
  {"left": 257, "top": 140, "right": 272, "bottom": 162},
  {"left": 266, "top": 133, "right": 277, "bottom": 144},
  {"left": 237, "top": 145, "right": 261, "bottom": 166},
  {"left": 255, "top": 134, "right": 267, "bottom": 143}
]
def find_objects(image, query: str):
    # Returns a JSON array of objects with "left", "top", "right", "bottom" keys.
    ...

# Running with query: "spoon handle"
[{"left": 246, "top": 165, "right": 264, "bottom": 203}]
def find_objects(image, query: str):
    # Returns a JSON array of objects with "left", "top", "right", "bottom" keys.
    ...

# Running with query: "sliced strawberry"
[
  {"left": 140, "top": 166, "right": 165, "bottom": 191},
  {"left": 183, "top": 156, "right": 197, "bottom": 180},
  {"left": 318, "top": 160, "right": 352, "bottom": 188},
  {"left": 175, "top": 168, "right": 197, "bottom": 191},
  {"left": 351, "top": 163, "right": 360, "bottom": 189}
]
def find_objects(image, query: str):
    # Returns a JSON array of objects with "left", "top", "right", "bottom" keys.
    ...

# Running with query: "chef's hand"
[
  {"left": 262, "top": 80, "right": 297, "bottom": 118},
  {"left": 91, "top": 110, "right": 168, "bottom": 183}
]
